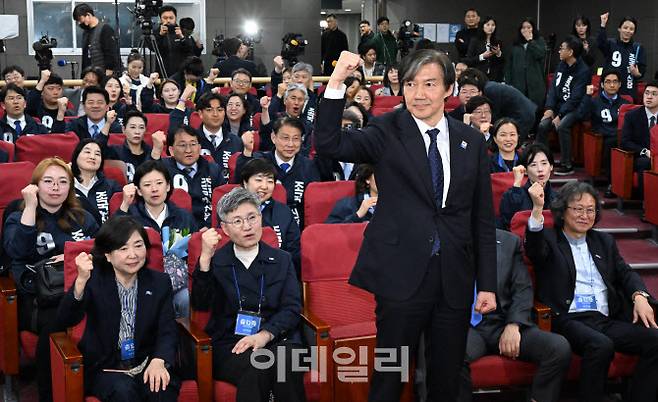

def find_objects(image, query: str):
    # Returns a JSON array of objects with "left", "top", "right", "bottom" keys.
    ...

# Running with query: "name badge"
[
  {"left": 235, "top": 310, "right": 262, "bottom": 336},
  {"left": 120, "top": 339, "right": 135, "bottom": 361},
  {"left": 575, "top": 294, "right": 597, "bottom": 310}
]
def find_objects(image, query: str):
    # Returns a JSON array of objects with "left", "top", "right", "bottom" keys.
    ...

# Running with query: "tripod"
[{"left": 137, "top": 27, "right": 168, "bottom": 78}]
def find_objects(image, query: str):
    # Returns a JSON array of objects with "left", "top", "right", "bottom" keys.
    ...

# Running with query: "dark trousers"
[
  {"left": 536, "top": 111, "right": 581, "bottom": 166},
  {"left": 369, "top": 255, "right": 471, "bottom": 402},
  {"left": 213, "top": 342, "right": 306, "bottom": 402},
  {"left": 458, "top": 325, "right": 572, "bottom": 402},
  {"left": 89, "top": 370, "right": 180, "bottom": 402},
  {"left": 633, "top": 156, "right": 651, "bottom": 196},
  {"left": 554, "top": 311, "right": 658, "bottom": 402}
]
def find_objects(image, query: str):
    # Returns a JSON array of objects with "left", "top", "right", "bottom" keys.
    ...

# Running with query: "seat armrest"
[
  {"left": 533, "top": 301, "right": 552, "bottom": 332},
  {"left": 50, "top": 332, "right": 84, "bottom": 402},
  {"left": 177, "top": 318, "right": 212, "bottom": 402},
  {"left": 0, "top": 276, "right": 19, "bottom": 375},
  {"left": 300, "top": 306, "right": 331, "bottom": 346}
]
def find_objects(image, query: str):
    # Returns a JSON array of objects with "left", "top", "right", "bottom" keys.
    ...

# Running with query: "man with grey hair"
[
  {"left": 271, "top": 62, "right": 317, "bottom": 125},
  {"left": 262, "top": 83, "right": 314, "bottom": 156},
  {"left": 192, "top": 186, "right": 306, "bottom": 400},
  {"left": 315, "top": 50, "right": 497, "bottom": 401}
]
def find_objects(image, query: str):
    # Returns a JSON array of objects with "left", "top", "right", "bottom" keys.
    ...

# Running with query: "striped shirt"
[{"left": 116, "top": 278, "right": 138, "bottom": 349}]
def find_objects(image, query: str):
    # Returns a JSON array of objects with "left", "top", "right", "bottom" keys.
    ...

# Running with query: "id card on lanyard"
[{"left": 232, "top": 266, "right": 265, "bottom": 336}]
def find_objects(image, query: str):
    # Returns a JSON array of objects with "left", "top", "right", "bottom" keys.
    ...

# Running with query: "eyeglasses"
[
  {"left": 567, "top": 206, "right": 596, "bottom": 216},
  {"left": 232, "top": 79, "right": 251, "bottom": 86},
  {"left": 224, "top": 213, "right": 260, "bottom": 228},
  {"left": 40, "top": 178, "right": 70, "bottom": 188},
  {"left": 174, "top": 142, "right": 200, "bottom": 150},
  {"left": 471, "top": 108, "right": 491, "bottom": 116}
]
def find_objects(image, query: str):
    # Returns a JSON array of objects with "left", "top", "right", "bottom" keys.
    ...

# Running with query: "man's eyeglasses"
[
  {"left": 567, "top": 206, "right": 596, "bottom": 216},
  {"left": 232, "top": 79, "right": 251, "bottom": 86}
]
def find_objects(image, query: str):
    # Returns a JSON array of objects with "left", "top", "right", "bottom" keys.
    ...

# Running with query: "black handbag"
[{"left": 31, "top": 257, "right": 65, "bottom": 307}]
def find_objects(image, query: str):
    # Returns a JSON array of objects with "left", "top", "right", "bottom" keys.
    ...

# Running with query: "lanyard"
[{"left": 231, "top": 265, "right": 264, "bottom": 314}]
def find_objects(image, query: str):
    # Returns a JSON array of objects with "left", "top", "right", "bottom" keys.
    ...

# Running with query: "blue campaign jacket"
[
  {"left": 0, "top": 114, "right": 62, "bottom": 143},
  {"left": 190, "top": 241, "right": 302, "bottom": 358},
  {"left": 544, "top": 58, "right": 590, "bottom": 118},
  {"left": 260, "top": 199, "right": 301, "bottom": 272},
  {"left": 234, "top": 151, "right": 321, "bottom": 228},
  {"left": 100, "top": 139, "right": 153, "bottom": 183},
  {"left": 578, "top": 93, "right": 630, "bottom": 138},
  {"left": 3, "top": 207, "right": 99, "bottom": 293},
  {"left": 498, "top": 180, "right": 556, "bottom": 230},
  {"left": 162, "top": 156, "right": 224, "bottom": 228},
  {"left": 116, "top": 200, "right": 198, "bottom": 235},
  {"left": 597, "top": 27, "right": 646, "bottom": 98},
  {"left": 74, "top": 173, "right": 122, "bottom": 225}
]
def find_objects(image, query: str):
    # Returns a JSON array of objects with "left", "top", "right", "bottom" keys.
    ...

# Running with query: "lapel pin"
[
  {"left": 268, "top": 257, "right": 275, "bottom": 261},
  {"left": 460, "top": 141, "right": 468, "bottom": 150},
  {"left": 146, "top": 290, "right": 152, "bottom": 296},
  {"left": 595, "top": 254, "right": 602, "bottom": 259}
]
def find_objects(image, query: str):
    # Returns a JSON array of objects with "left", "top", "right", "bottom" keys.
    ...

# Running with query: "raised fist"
[
  {"left": 121, "top": 183, "right": 137, "bottom": 211},
  {"left": 512, "top": 165, "right": 526, "bottom": 186},
  {"left": 21, "top": 184, "right": 39, "bottom": 208},
  {"left": 75, "top": 252, "right": 94, "bottom": 283},
  {"left": 151, "top": 130, "right": 166, "bottom": 150},
  {"left": 600, "top": 12, "right": 609, "bottom": 27},
  {"left": 273, "top": 55, "right": 284, "bottom": 71},
  {"left": 586, "top": 85, "right": 594, "bottom": 96},
  {"left": 260, "top": 96, "right": 271, "bottom": 110},
  {"left": 241, "top": 131, "right": 255, "bottom": 156},
  {"left": 40, "top": 69, "right": 51, "bottom": 82},
  {"left": 201, "top": 228, "right": 221, "bottom": 257},
  {"left": 57, "top": 97, "right": 69, "bottom": 110},
  {"left": 106, "top": 109, "right": 117, "bottom": 125},
  {"left": 528, "top": 182, "right": 545, "bottom": 208},
  {"left": 329, "top": 51, "right": 363, "bottom": 85}
]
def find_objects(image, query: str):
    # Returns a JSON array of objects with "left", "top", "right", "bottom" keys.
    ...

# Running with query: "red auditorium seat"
[
  {"left": 15, "top": 133, "right": 79, "bottom": 165},
  {"left": 50, "top": 230, "right": 206, "bottom": 402},
  {"left": 490, "top": 172, "right": 527, "bottom": 217},
  {"left": 610, "top": 104, "right": 642, "bottom": 200},
  {"left": 210, "top": 183, "right": 287, "bottom": 228},
  {"left": 445, "top": 96, "right": 461, "bottom": 112},
  {"left": 0, "top": 140, "right": 15, "bottom": 161},
  {"left": 190, "top": 111, "right": 202, "bottom": 129},
  {"left": 373, "top": 95, "right": 402, "bottom": 108},
  {"left": 303, "top": 181, "right": 355, "bottom": 227},
  {"left": 186, "top": 227, "right": 321, "bottom": 402},
  {"left": 218, "top": 86, "right": 257, "bottom": 96},
  {"left": 371, "top": 106, "right": 392, "bottom": 116},
  {"left": 301, "top": 223, "right": 412, "bottom": 402},
  {"left": 251, "top": 112, "right": 262, "bottom": 131},
  {"left": 227, "top": 152, "right": 240, "bottom": 183},
  {"left": 145, "top": 113, "right": 171, "bottom": 135},
  {"left": 103, "top": 160, "right": 128, "bottom": 187}
]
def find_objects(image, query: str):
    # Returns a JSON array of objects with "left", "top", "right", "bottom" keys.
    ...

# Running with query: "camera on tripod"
[
  {"left": 32, "top": 34, "right": 57, "bottom": 71},
  {"left": 397, "top": 19, "right": 420, "bottom": 57},
  {"left": 281, "top": 33, "right": 308, "bottom": 66},
  {"left": 134, "top": 0, "right": 163, "bottom": 33}
]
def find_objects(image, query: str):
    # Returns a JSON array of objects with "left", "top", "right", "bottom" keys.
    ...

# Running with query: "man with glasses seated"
[
  {"left": 1, "top": 83, "right": 62, "bottom": 143},
  {"left": 171, "top": 90, "right": 243, "bottom": 181},
  {"left": 449, "top": 75, "right": 484, "bottom": 122},
  {"left": 155, "top": 125, "right": 223, "bottom": 228},
  {"left": 463, "top": 95, "right": 494, "bottom": 147},
  {"left": 525, "top": 180, "right": 658, "bottom": 402}
]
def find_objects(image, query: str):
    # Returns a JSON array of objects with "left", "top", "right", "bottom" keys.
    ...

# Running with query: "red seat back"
[
  {"left": 373, "top": 96, "right": 402, "bottom": 108},
  {"left": 15, "top": 133, "right": 80, "bottom": 165},
  {"left": 144, "top": 113, "right": 170, "bottom": 135},
  {"left": 104, "top": 165, "right": 127, "bottom": 188},
  {"left": 509, "top": 210, "right": 554, "bottom": 241},
  {"left": 0, "top": 140, "right": 15, "bottom": 161},
  {"left": 371, "top": 107, "right": 393, "bottom": 116},
  {"left": 490, "top": 172, "right": 527, "bottom": 217},
  {"left": 211, "top": 183, "right": 287, "bottom": 228},
  {"left": 644, "top": 172, "right": 658, "bottom": 225},
  {"left": 227, "top": 152, "right": 240, "bottom": 183},
  {"left": 189, "top": 112, "right": 202, "bottom": 129},
  {"left": 301, "top": 223, "right": 375, "bottom": 330},
  {"left": 252, "top": 112, "right": 261, "bottom": 132},
  {"left": 445, "top": 96, "right": 461, "bottom": 112},
  {"left": 303, "top": 181, "right": 355, "bottom": 227},
  {"left": 617, "top": 104, "right": 642, "bottom": 143},
  {"left": 0, "top": 161, "right": 35, "bottom": 240},
  {"left": 651, "top": 125, "right": 658, "bottom": 172}
]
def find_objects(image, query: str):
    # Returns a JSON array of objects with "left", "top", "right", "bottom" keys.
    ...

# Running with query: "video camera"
[
  {"left": 133, "top": 0, "right": 163, "bottom": 33},
  {"left": 32, "top": 34, "right": 57, "bottom": 71},
  {"left": 281, "top": 33, "right": 308, "bottom": 66},
  {"left": 211, "top": 33, "right": 226, "bottom": 59},
  {"left": 397, "top": 19, "right": 420, "bottom": 57}
]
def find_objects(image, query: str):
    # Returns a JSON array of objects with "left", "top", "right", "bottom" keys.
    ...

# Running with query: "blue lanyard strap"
[
  {"left": 231, "top": 266, "right": 265, "bottom": 314},
  {"left": 497, "top": 152, "right": 519, "bottom": 172}
]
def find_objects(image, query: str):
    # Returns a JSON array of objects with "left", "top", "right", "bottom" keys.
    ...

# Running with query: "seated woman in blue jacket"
[
  {"left": 326, "top": 164, "right": 377, "bottom": 223},
  {"left": 116, "top": 160, "right": 198, "bottom": 318},
  {"left": 240, "top": 158, "right": 301, "bottom": 274},
  {"left": 498, "top": 143, "right": 556, "bottom": 230},
  {"left": 489, "top": 117, "right": 521, "bottom": 173},
  {"left": 191, "top": 188, "right": 305, "bottom": 402},
  {"left": 3, "top": 157, "right": 99, "bottom": 401},
  {"left": 58, "top": 215, "right": 180, "bottom": 401},
  {"left": 71, "top": 138, "right": 122, "bottom": 225}
]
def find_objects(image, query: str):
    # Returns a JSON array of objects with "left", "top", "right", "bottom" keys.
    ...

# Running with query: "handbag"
[{"left": 31, "top": 257, "right": 65, "bottom": 307}]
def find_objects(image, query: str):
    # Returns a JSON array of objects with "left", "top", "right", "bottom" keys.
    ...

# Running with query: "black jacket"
[
  {"left": 326, "top": 193, "right": 373, "bottom": 224},
  {"left": 321, "top": 29, "right": 349, "bottom": 73},
  {"left": 99, "top": 138, "right": 153, "bottom": 183},
  {"left": 597, "top": 27, "right": 646, "bottom": 98},
  {"left": 483, "top": 81, "right": 537, "bottom": 138},
  {"left": 498, "top": 180, "right": 556, "bottom": 230},
  {"left": 315, "top": 96, "right": 497, "bottom": 305},
  {"left": 261, "top": 199, "right": 301, "bottom": 272},
  {"left": 80, "top": 23, "right": 119, "bottom": 72},
  {"left": 544, "top": 58, "right": 590, "bottom": 117},
  {"left": 455, "top": 27, "right": 479, "bottom": 59},
  {"left": 65, "top": 116, "right": 123, "bottom": 141},
  {"left": 3, "top": 207, "right": 99, "bottom": 294},
  {"left": 213, "top": 55, "right": 259, "bottom": 78},
  {"left": 57, "top": 267, "right": 178, "bottom": 381},
  {"left": 162, "top": 156, "right": 224, "bottom": 228},
  {"left": 525, "top": 225, "right": 650, "bottom": 320},
  {"left": 489, "top": 152, "right": 520, "bottom": 174},
  {"left": 578, "top": 93, "right": 630, "bottom": 138},
  {"left": 620, "top": 106, "right": 651, "bottom": 157},
  {"left": 191, "top": 242, "right": 302, "bottom": 358},
  {"left": 465, "top": 38, "right": 505, "bottom": 82},
  {"left": 234, "top": 151, "right": 321, "bottom": 228},
  {"left": 26, "top": 89, "right": 74, "bottom": 131},
  {"left": 116, "top": 201, "right": 198, "bottom": 235},
  {"left": 0, "top": 114, "right": 61, "bottom": 143},
  {"left": 74, "top": 173, "right": 122, "bottom": 225},
  {"left": 154, "top": 26, "right": 197, "bottom": 77}
]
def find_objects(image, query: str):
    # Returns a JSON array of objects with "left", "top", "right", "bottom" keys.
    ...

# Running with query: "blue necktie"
[
  {"left": 427, "top": 128, "right": 443, "bottom": 254},
  {"left": 342, "top": 162, "right": 353, "bottom": 180},
  {"left": 183, "top": 167, "right": 194, "bottom": 178},
  {"left": 91, "top": 124, "right": 99, "bottom": 138},
  {"left": 14, "top": 120, "right": 22, "bottom": 138},
  {"left": 470, "top": 285, "right": 482, "bottom": 327},
  {"left": 280, "top": 162, "right": 291, "bottom": 173}
]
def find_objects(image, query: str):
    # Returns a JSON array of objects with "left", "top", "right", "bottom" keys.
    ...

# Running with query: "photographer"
[
  {"left": 155, "top": 5, "right": 196, "bottom": 78},
  {"left": 212, "top": 37, "right": 258, "bottom": 78},
  {"left": 72, "top": 3, "right": 119, "bottom": 76}
]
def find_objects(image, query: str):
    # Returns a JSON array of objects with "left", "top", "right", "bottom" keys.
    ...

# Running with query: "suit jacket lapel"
[
  {"left": 446, "top": 118, "right": 466, "bottom": 205},
  {"left": 397, "top": 111, "right": 435, "bottom": 207},
  {"left": 101, "top": 270, "right": 121, "bottom": 349},
  {"left": 134, "top": 270, "right": 150, "bottom": 347}
]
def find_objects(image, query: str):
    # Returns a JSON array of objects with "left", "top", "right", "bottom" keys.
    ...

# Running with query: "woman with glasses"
[
  {"left": 192, "top": 187, "right": 306, "bottom": 402},
  {"left": 3, "top": 157, "right": 99, "bottom": 401},
  {"left": 498, "top": 143, "right": 556, "bottom": 230}
]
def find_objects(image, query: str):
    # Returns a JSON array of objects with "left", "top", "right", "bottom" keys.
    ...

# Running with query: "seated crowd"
[{"left": 1, "top": 4, "right": 657, "bottom": 402}]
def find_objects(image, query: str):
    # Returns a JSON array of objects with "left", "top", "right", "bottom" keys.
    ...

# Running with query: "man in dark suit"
[
  {"left": 315, "top": 50, "right": 497, "bottom": 402},
  {"left": 458, "top": 229, "right": 571, "bottom": 402},
  {"left": 213, "top": 37, "right": 258, "bottom": 78},
  {"left": 525, "top": 181, "right": 658, "bottom": 402},
  {"left": 65, "top": 86, "right": 123, "bottom": 140},
  {"left": 620, "top": 81, "right": 658, "bottom": 195}
]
